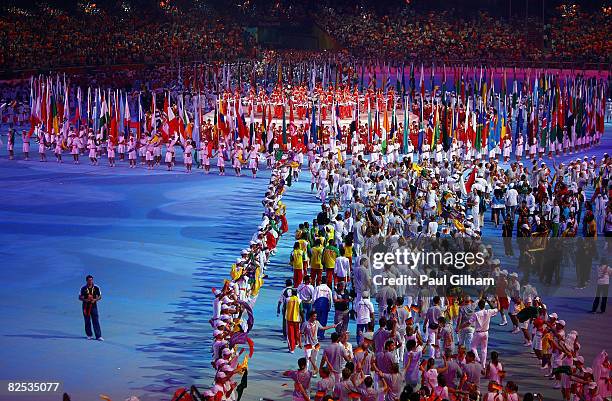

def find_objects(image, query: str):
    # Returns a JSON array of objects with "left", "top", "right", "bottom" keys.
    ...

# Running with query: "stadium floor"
[{"left": 0, "top": 125, "right": 610, "bottom": 401}]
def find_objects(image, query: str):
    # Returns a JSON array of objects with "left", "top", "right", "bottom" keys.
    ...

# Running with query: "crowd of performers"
[
  {"left": 1, "top": 69, "right": 611, "bottom": 401},
  {"left": 183, "top": 154, "right": 302, "bottom": 401},
  {"left": 3, "top": 69, "right": 611, "bottom": 176},
  {"left": 274, "top": 144, "right": 611, "bottom": 400}
]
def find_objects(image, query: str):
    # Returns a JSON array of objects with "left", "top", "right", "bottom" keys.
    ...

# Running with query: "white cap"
[{"left": 557, "top": 320, "right": 566, "bottom": 326}]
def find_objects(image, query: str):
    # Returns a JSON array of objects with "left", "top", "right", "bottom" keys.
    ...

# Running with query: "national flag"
[
  {"left": 402, "top": 96, "right": 409, "bottom": 153},
  {"left": 400, "top": 64, "right": 406, "bottom": 98},
  {"left": 310, "top": 102, "right": 317, "bottom": 144},
  {"left": 419, "top": 64, "right": 425, "bottom": 100},
  {"left": 92, "top": 88, "right": 99, "bottom": 134},
  {"left": 359, "top": 62, "right": 364, "bottom": 92},
  {"left": 109, "top": 97, "right": 118, "bottom": 144},
  {"left": 266, "top": 117, "right": 274, "bottom": 154},
  {"left": 475, "top": 109, "right": 482, "bottom": 152},
  {"left": 430, "top": 63, "right": 435, "bottom": 94},
  {"left": 333, "top": 103, "right": 341, "bottom": 142},
  {"left": 237, "top": 98, "right": 248, "bottom": 140},
  {"left": 50, "top": 93, "right": 58, "bottom": 134},
  {"left": 417, "top": 121, "right": 425, "bottom": 153},
  {"left": 550, "top": 89, "right": 558, "bottom": 145},
  {"left": 557, "top": 85, "right": 564, "bottom": 143},
  {"left": 484, "top": 112, "right": 493, "bottom": 151},
  {"left": 501, "top": 102, "right": 508, "bottom": 142},
  {"left": 217, "top": 96, "right": 228, "bottom": 135},
  {"left": 444, "top": 100, "right": 453, "bottom": 152},
  {"left": 261, "top": 100, "right": 267, "bottom": 132},
  {"left": 63, "top": 87, "right": 69, "bottom": 128},
  {"left": 193, "top": 95, "right": 201, "bottom": 150},
  {"left": 124, "top": 94, "right": 131, "bottom": 136},
  {"left": 432, "top": 105, "right": 440, "bottom": 145},
  {"left": 281, "top": 102, "right": 287, "bottom": 146},
  {"left": 167, "top": 103, "right": 178, "bottom": 137},
  {"left": 390, "top": 97, "right": 397, "bottom": 140},
  {"left": 383, "top": 102, "right": 390, "bottom": 134},
  {"left": 515, "top": 102, "right": 523, "bottom": 143},
  {"left": 367, "top": 97, "right": 372, "bottom": 144},
  {"left": 72, "top": 87, "right": 82, "bottom": 129},
  {"left": 374, "top": 101, "right": 380, "bottom": 140},
  {"left": 540, "top": 105, "right": 549, "bottom": 148},
  {"left": 41, "top": 82, "right": 48, "bottom": 131},
  {"left": 118, "top": 92, "right": 125, "bottom": 139},
  {"left": 249, "top": 98, "right": 255, "bottom": 146},
  {"left": 151, "top": 92, "right": 157, "bottom": 136},
  {"left": 136, "top": 94, "right": 143, "bottom": 139},
  {"left": 99, "top": 94, "right": 109, "bottom": 130},
  {"left": 465, "top": 168, "right": 477, "bottom": 194},
  {"left": 409, "top": 63, "right": 415, "bottom": 99}
]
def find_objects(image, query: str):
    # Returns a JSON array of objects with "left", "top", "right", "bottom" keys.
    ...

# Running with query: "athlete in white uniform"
[
  {"left": 184, "top": 140, "right": 193, "bottom": 173},
  {"left": 127, "top": 137, "right": 137, "bottom": 168},
  {"left": 248, "top": 146, "right": 259, "bottom": 178},
  {"left": 22, "top": 130, "right": 30, "bottom": 160},
  {"left": 107, "top": 141, "right": 116, "bottom": 167},
  {"left": 515, "top": 135, "right": 524, "bottom": 161}
]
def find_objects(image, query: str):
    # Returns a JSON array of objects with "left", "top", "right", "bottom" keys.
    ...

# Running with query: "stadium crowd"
[
  {"left": 321, "top": 7, "right": 612, "bottom": 64},
  {"left": 1, "top": 4, "right": 611, "bottom": 73},
  {"left": 0, "top": 10, "right": 254, "bottom": 70}
]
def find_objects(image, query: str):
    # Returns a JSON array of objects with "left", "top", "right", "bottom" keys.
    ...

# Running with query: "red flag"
[
  {"left": 167, "top": 106, "right": 179, "bottom": 137},
  {"left": 110, "top": 116, "right": 118, "bottom": 145},
  {"left": 465, "top": 168, "right": 477, "bottom": 194}
]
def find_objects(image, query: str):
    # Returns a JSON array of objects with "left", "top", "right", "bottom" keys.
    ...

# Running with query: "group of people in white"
[{"left": 276, "top": 132, "right": 611, "bottom": 401}]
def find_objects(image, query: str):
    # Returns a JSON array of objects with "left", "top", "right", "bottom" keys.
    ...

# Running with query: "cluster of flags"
[
  {"left": 361, "top": 65, "right": 608, "bottom": 156},
  {"left": 28, "top": 75, "right": 209, "bottom": 152},
  {"left": 28, "top": 65, "right": 607, "bottom": 158}
]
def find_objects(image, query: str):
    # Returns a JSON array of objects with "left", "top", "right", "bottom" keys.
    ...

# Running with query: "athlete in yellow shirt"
[
  {"left": 310, "top": 239, "right": 324, "bottom": 285},
  {"left": 290, "top": 242, "right": 305, "bottom": 286}
]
